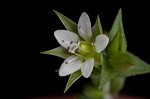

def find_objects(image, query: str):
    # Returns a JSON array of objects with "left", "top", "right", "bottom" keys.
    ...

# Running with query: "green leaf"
[
  {"left": 91, "top": 15, "right": 103, "bottom": 42},
  {"left": 120, "top": 32, "right": 127, "bottom": 53},
  {"left": 53, "top": 10, "right": 78, "bottom": 33},
  {"left": 110, "top": 77, "right": 125, "bottom": 93},
  {"left": 90, "top": 68, "right": 101, "bottom": 87},
  {"left": 64, "top": 70, "right": 82, "bottom": 93},
  {"left": 41, "top": 46, "right": 72, "bottom": 59},
  {"left": 99, "top": 56, "right": 119, "bottom": 89},
  {"left": 108, "top": 9, "right": 127, "bottom": 53},
  {"left": 94, "top": 52, "right": 102, "bottom": 66},
  {"left": 107, "top": 32, "right": 120, "bottom": 55},
  {"left": 108, "top": 53, "right": 134, "bottom": 71},
  {"left": 90, "top": 53, "right": 102, "bottom": 87},
  {"left": 118, "top": 52, "right": 150, "bottom": 77}
]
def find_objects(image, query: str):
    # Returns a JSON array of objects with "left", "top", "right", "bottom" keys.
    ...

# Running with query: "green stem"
[{"left": 102, "top": 81, "right": 113, "bottom": 99}]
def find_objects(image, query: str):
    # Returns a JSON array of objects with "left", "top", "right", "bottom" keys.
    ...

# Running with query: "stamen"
[
  {"left": 65, "top": 61, "right": 68, "bottom": 64},
  {"left": 76, "top": 48, "right": 80, "bottom": 51},
  {"left": 68, "top": 40, "right": 80, "bottom": 54},
  {"left": 70, "top": 41, "right": 73, "bottom": 44},
  {"left": 73, "top": 53, "right": 83, "bottom": 57},
  {"left": 92, "top": 43, "right": 95, "bottom": 45},
  {"left": 77, "top": 41, "right": 80, "bottom": 45}
]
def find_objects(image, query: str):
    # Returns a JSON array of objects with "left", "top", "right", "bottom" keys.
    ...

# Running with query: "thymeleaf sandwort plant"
[{"left": 42, "top": 9, "right": 150, "bottom": 99}]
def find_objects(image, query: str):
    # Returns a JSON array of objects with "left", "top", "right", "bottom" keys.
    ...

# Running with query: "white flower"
[{"left": 54, "top": 12, "right": 109, "bottom": 78}]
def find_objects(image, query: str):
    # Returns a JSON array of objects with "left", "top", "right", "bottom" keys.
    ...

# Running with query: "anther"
[
  {"left": 70, "top": 41, "right": 73, "bottom": 44},
  {"left": 76, "top": 48, "right": 80, "bottom": 51},
  {"left": 79, "top": 26, "right": 82, "bottom": 29},
  {"left": 65, "top": 61, "right": 68, "bottom": 64},
  {"left": 77, "top": 41, "right": 79, "bottom": 44},
  {"left": 92, "top": 43, "right": 95, "bottom": 45}
]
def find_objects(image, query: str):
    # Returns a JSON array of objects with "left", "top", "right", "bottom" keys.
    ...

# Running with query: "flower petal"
[
  {"left": 78, "top": 12, "right": 92, "bottom": 41},
  {"left": 59, "top": 55, "right": 82, "bottom": 76},
  {"left": 54, "top": 30, "right": 80, "bottom": 49},
  {"left": 95, "top": 34, "right": 109, "bottom": 53},
  {"left": 81, "top": 58, "right": 94, "bottom": 78}
]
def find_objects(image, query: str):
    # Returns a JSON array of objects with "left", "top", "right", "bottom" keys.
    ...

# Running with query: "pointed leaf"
[
  {"left": 90, "top": 54, "right": 102, "bottom": 87},
  {"left": 93, "top": 52, "right": 102, "bottom": 67},
  {"left": 53, "top": 10, "right": 78, "bottom": 33},
  {"left": 90, "top": 68, "right": 101, "bottom": 87},
  {"left": 118, "top": 52, "right": 150, "bottom": 77},
  {"left": 64, "top": 70, "right": 82, "bottom": 93},
  {"left": 108, "top": 9, "right": 127, "bottom": 53},
  {"left": 120, "top": 32, "right": 127, "bottom": 53},
  {"left": 108, "top": 53, "right": 135, "bottom": 71},
  {"left": 99, "top": 56, "right": 119, "bottom": 89},
  {"left": 107, "top": 32, "right": 120, "bottom": 55},
  {"left": 111, "top": 77, "right": 125, "bottom": 93},
  {"left": 91, "top": 15, "right": 103, "bottom": 42},
  {"left": 41, "top": 46, "right": 72, "bottom": 59}
]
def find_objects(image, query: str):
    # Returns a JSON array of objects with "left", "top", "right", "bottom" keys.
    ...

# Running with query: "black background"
[{"left": 9, "top": 0, "right": 150, "bottom": 98}]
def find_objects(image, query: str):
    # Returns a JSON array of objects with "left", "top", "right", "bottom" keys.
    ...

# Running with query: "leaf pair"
[
  {"left": 99, "top": 9, "right": 128, "bottom": 90},
  {"left": 106, "top": 9, "right": 150, "bottom": 77},
  {"left": 98, "top": 9, "right": 150, "bottom": 93}
]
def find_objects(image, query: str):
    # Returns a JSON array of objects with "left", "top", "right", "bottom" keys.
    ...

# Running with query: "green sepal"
[
  {"left": 108, "top": 53, "right": 135, "bottom": 71},
  {"left": 90, "top": 68, "right": 101, "bottom": 88},
  {"left": 99, "top": 56, "right": 119, "bottom": 89},
  {"left": 92, "top": 15, "right": 103, "bottom": 42},
  {"left": 94, "top": 53, "right": 102, "bottom": 66},
  {"left": 107, "top": 32, "right": 120, "bottom": 55},
  {"left": 118, "top": 52, "right": 150, "bottom": 77},
  {"left": 41, "top": 46, "right": 72, "bottom": 59},
  {"left": 108, "top": 9, "right": 127, "bottom": 53},
  {"left": 53, "top": 10, "right": 78, "bottom": 33},
  {"left": 64, "top": 70, "right": 82, "bottom": 93}
]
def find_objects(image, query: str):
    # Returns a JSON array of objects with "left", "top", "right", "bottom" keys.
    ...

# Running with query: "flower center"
[
  {"left": 62, "top": 40, "right": 95, "bottom": 57},
  {"left": 68, "top": 41, "right": 95, "bottom": 57},
  {"left": 77, "top": 42, "right": 93, "bottom": 56}
]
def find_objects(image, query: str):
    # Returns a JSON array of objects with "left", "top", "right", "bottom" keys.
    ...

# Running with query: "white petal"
[
  {"left": 59, "top": 55, "right": 82, "bottom": 76},
  {"left": 78, "top": 12, "right": 92, "bottom": 41},
  {"left": 81, "top": 58, "right": 94, "bottom": 78},
  {"left": 54, "top": 30, "right": 80, "bottom": 49},
  {"left": 95, "top": 34, "right": 109, "bottom": 53}
]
